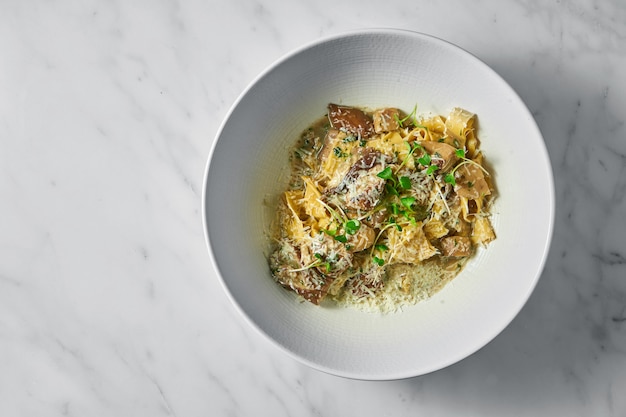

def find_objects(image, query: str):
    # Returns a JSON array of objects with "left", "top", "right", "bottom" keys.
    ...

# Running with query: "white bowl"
[{"left": 202, "top": 29, "right": 554, "bottom": 380}]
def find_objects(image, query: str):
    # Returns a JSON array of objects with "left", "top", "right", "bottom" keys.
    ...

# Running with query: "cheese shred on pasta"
[{"left": 268, "top": 104, "right": 496, "bottom": 312}]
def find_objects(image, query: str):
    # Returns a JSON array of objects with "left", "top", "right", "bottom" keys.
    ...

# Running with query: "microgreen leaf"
[
  {"left": 455, "top": 148, "right": 465, "bottom": 158},
  {"left": 375, "top": 244, "right": 389, "bottom": 251},
  {"left": 345, "top": 219, "right": 360, "bottom": 234},
  {"left": 377, "top": 166, "right": 393, "bottom": 180},
  {"left": 399, "top": 176, "right": 412, "bottom": 189},
  {"left": 373, "top": 256, "right": 385, "bottom": 266},
  {"left": 417, "top": 153, "right": 431, "bottom": 166},
  {"left": 400, "top": 196, "right": 416, "bottom": 210},
  {"left": 385, "top": 183, "right": 399, "bottom": 196},
  {"left": 444, "top": 173, "right": 456, "bottom": 186},
  {"left": 334, "top": 234, "right": 347, "bottom": 243},
  {"left": 426, "top": 164, "right": 438, "bottom": 175}
]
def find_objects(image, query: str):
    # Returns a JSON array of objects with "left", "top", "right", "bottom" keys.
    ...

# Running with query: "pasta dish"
[{"left": 268, "top": 104, "right": 496, "bottom": 311}]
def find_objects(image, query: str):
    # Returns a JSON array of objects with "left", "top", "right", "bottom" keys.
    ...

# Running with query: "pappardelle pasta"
[{"left": 268, "top": 104, "right": 496, "bottom": 312}]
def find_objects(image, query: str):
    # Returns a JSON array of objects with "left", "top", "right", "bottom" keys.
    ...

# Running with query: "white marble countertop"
[{"left": 2, "top": 0, "right": 625, "bottom": 415}]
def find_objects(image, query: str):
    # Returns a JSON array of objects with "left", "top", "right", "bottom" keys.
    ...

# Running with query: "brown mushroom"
[
  {"left": 328, "top": 103, "right": 375, "bottom": 139},
  {"left": 373, "top": 108, "right": 401, "bottom": 133},
  {"left": 440, "top": 236, "right": 472, "bottom": 257}
]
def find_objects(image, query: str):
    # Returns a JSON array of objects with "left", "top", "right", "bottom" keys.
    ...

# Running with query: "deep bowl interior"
[{"left": 203, "top": 29, "right": 554, "bottom": 380}]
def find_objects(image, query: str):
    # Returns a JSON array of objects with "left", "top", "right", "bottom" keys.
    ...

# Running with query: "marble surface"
[{"left": 1, "top": 0, "right": 625, "bottom": 415}]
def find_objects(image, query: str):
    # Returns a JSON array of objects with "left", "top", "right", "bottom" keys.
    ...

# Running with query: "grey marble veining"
[{"left": 0, "top": 0, "right": 624, "bottom": 416}]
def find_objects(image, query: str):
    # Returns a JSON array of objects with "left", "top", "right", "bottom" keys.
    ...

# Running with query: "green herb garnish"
[
  {"left": 377, "top": 166, "right": 393, "bottom": 180},
  {"left": 417, "top": 153, "right": 431, "bottom": 166},
  {"left": 399, "top": 176, "right": 412, "bottom": 189},
  {"left": 400, "top": 196, "right": 416, "bottom": 210},
  {"left": 345, "top": 219, "right": 361, "bottom": 235},
  {"left": 334, "top": 234, "right": 348, "bottom": 243},
  {"left": 333, "top": 147, "right": 348, "bottom": 158},
  {"left": 394, "top": 104, "right": 418, "bottom": 127}
]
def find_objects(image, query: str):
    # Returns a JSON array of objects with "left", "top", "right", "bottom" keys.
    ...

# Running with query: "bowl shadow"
[{"left": 387, "top": 54, "right": 626, "bottom": 413}]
